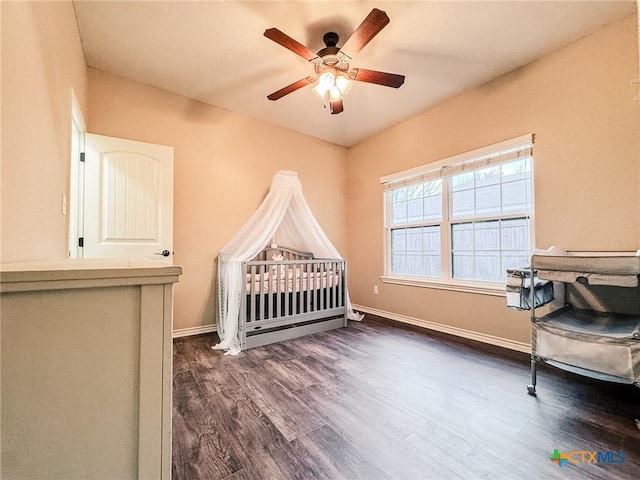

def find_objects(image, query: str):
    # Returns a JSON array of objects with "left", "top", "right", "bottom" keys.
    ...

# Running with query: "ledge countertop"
[{"left": 1, "top": 259, "right": 182, "bottom": 292}]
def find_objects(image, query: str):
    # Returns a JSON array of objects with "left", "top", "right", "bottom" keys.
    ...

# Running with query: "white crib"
[{"left": 239, "top": 245, "right": 348, "bottom": 349}]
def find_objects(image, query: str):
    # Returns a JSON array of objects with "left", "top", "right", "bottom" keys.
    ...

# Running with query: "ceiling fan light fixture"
[
  {"left": 312, "top": 71, "right": 335, "bottom": 98},
  {"left": 335, "top": 73, "right": 353, "bottom": 95},
  {"left": 312, "top": 70, "right": 353, "bottom": 103}
]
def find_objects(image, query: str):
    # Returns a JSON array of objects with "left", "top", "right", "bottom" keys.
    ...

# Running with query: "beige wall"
[
  {"left": 3, "top": 286, "right": 140, "bottom": 478},
  {"left": 87, "top": 68, "right": 348, "bottom": 331},
  {"left": 1, "top": 1, "right": 88, "bottom": 263},
  {"left": 346, "top": 15, "right": 640, "bottom": 345}
]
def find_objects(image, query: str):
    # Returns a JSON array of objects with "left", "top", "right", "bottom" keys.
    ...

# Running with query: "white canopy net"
[{"left": 214, "top": 170, "right": 362, "bottom": 354}]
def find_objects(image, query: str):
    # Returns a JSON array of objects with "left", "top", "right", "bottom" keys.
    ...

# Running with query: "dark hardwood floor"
[{"left": 172, "top": 315, "right": 640, "bottom": 479}]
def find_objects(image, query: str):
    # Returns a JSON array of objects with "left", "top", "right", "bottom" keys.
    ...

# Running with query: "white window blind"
[{"left": 381, "top": 133, "right": 534, "bottom": 190}]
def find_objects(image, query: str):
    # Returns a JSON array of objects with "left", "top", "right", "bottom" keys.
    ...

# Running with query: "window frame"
[{"left": 381, "top": 134, "right": 535, "bottom": 296}]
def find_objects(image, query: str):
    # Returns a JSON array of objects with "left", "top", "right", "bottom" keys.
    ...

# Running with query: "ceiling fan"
[{"left": 264, "top": 8, "right": 405, "bottom": 115}]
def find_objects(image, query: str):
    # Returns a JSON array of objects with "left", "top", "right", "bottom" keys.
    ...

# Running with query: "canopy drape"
[{"left": 214, "top": 170, "right": 361, "bottom": 354}]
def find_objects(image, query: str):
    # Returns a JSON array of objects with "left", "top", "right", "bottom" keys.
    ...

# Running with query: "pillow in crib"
[{"left": 271, "top": 253, "right": 286, "bottom": 276}]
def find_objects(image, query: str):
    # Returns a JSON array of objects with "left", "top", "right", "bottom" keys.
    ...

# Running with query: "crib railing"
[
  {"left": 240, "top": 258, "right": 347, "bottom": 347},
  {"left": 252, "top": 246, "right": 314, "bottom": 261}
]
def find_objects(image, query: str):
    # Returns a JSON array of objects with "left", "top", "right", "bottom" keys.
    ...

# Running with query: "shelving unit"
[{"left": 527, "top": 250, "right": 640, "bottom": 396}]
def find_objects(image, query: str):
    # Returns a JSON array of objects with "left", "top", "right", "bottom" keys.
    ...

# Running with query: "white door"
[{"left": 83, "top": 134, "right": 174, "bottom": 262}]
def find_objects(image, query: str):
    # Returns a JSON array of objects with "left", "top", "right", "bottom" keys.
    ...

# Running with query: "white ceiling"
[{"left": 73, "top": 1, "right": 636, "bottom": 147}]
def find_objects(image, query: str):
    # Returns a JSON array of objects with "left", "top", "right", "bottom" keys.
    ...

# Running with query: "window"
[
  {"left": 390, "top": 180, "right": 442, "bottom": 277},
  {"left": 383, "top": 134, "right": 533, "bottom": 291}
]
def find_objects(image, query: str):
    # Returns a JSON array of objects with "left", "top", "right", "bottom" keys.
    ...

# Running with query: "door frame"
[{"left": 69, "top": 89, "right": 86, "bottom": 259}]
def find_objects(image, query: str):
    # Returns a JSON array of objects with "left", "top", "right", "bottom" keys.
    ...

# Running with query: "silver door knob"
[{"left": 155, "top": 250, "right": 171, "bottom": 257}]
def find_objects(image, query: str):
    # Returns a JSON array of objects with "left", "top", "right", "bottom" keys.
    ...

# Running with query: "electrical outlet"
[{"left": 373, "top": 285, "right": 379, "bottom": 295}]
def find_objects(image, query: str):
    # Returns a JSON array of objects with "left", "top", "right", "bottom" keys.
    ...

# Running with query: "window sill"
[{"left": 380, "top": 275, "right": 506, "bottom": 297}]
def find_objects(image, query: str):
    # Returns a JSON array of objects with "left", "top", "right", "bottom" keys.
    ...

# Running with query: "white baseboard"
[
  {"left": 352, "top": 304, "right": 531, "bottom": 354},
  {"left": 172, "top": 324, "right": 217, "bottom": 339}
]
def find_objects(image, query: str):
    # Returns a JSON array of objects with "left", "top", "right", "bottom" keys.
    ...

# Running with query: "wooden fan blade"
[
  {"left": 330, "top": 98, "right": 344, "bottom": 115},
  {"left": 353, "top": 68, "right": 405, "bottom": 88},
  {"left": 267, "top": 77, "right": 315, "bottom": 101},
  {"left": 338, "top": 8, "right": 390, "bottom": 62},
  {"left": 264, "top": 28, "right": 319, "bottom": 62}
]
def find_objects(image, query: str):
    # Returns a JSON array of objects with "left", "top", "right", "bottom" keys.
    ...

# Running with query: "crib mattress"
[
  {"left": 533, "top": 307, "right": 640, "bottom": 382},
  {"left": 245, "top": 268, "right": 339, "bottom": 294}
]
